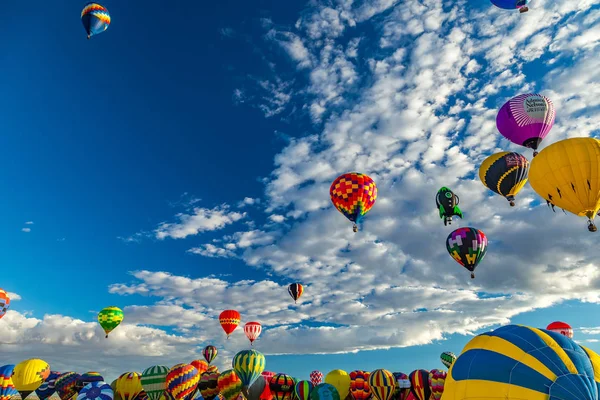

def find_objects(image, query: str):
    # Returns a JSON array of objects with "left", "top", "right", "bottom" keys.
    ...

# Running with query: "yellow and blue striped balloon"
[
  {"left": 443, "top": 324, "right": 600, "bottom": 400},
  {"left": 233, "top": 350, "right": 266, "bottom": 389}
]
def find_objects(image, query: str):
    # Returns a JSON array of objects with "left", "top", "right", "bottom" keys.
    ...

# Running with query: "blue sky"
[{"left": 1, "top": 0, "right": 600, "bottom": 384}]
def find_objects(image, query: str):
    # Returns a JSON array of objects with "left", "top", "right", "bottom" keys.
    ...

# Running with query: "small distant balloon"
[{"left": 81, "top": 3, "right": 111, "bottom": 39}]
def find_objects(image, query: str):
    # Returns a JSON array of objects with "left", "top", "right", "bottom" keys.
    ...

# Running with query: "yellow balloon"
[
  {"left": 117, "top": 372, "right": 144, "bottom": 400},
  {"left": 529, "top": 137, "right": 600, "bottom": 231},
  {"left": 12, "top": 359, "right": 50, "bottom": 399},
  {"left": 479, "top": 152, "right": 529, "bottom": 206},
  {"left": 325, "top": 370, "right": 351, "bottom": 399}
]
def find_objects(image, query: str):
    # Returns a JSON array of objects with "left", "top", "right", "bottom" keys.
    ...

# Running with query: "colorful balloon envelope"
[
  {"left": 309, "top": 384, "right": 339, "bottom": 400},
  {"left": 440, "top": 352, "right": 456, "bottom": 369},
  {"left": 116, "top": 372, "right": 143, "bottom": 400},
  {"left": 77, "top": 381, "right": 114, "bottom": 400},
  {"left": 324, "top": 370, "right": 350, "bottom": 400},
  {"left": 198, "top": 371, "right": 220, "bottom": 400},
  {"left": 141, "top": 366, "right": 169, "bottom": 400},
  {"left": 294, "top": 381, "right": 313, "bottom": 400},
  {"left": 244, "top": 322, "right": 263, "bottom": 345},
  {"left": 0, "top": 289, "right": 10, "bottom": 320},
  {"left": 166, "top": 364, "right": 200, "bottom": 400},
  {"left": 233, "top": 350, "right": 266, "bottom": 389},
  {"left": 191, "top": 361, "right": 209, "bottom": 375},
  {"left": 218, "top": 370, "right": 243, "bottom": 400},
  {"left": 408, "top": 370, "right": 430, "bottom": 400},
  {"left": 308, "top": 372, "right": 322, "bottom": 387},
  {"left": 367, "top": 369, "right": 394, "bottom": 400},
  {"left": 288, "top": 283, "right": 304, "bottom": 304},
  {"left": 490, "top": 0, "right": 529, "bottom": 12},
  {"left": 55, "top": 372, "right": 82, "bottom": 400},
  {"left": 546, "top": 321, "right": 573, "bottom": 339},
  {"left": 219, "top": 310, "right": 241, "bottom": 338},
  {"left": 446, "top": 227, "right": 488, "bottom": 279},
  {"left": 203, "top": 346, "right": 219, "bottom": 364},
  {"left": 330, "top": 172, "right": 377, "bottom": 232},
  {"left": 392, "top": 373, "right": 410, "bottom": 400},
  {"left": 37, "top": 371, "right": 61, "bottom": 400},
  {"left": 427, "top": 370, "right": 446, "bottom": 400},
  {"left": 0, "top": 365, "right": 18, "bottom": 400},
  {"left": 442, "top": 324, "right": 600, "bottom": 400},
  {"left": 13, "top": 359, "right": 51, "bottom": 400},
  {"left": 479, "top": 152, "right": 529, "bottom": 206},
  {"left": 81, "top": 3, "right": 111, "bottom": 39},
  {"left": 528, "top": 137, "right": 600, "bottom": 232},
  {"left": 269, "top": 374, "right": 294, "bottom": 400},
  {"left": 349, "top": 371, "right": 370, "bottom": 400},
  {"left": 497, "top": 94, "right": 555, "bottom": 156},
  {"left": 98, "top": 306, "right": 124, "bottom": 338}
]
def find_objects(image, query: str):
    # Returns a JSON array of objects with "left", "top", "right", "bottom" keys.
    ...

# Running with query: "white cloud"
[
  {"left": 155, "top": 205, "right": 246, "bottom": 240},
  {"left": 581, "top": 327, "right": 600, "bottom": 335},
  {"left": 25, "top": 221, "right": 34, "bottom": 225},
  {"left": 237, "top": 197, "right": 261, "bottom": 208},
  {"left": 21, "top": 228, "right": 31, "bottom": 233}
]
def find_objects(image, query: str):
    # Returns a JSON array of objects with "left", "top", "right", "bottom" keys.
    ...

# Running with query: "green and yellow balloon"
[
  {"left": 233, "top": 349, "right": 265, "bottom": 397},
  {"left": 98, "top": 306, "right": 124, "bottom": 338}
]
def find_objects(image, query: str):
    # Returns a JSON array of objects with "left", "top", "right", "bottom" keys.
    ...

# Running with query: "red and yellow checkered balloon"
[{"left": 330, "top": 173, "right": 377, "bottom": 232}]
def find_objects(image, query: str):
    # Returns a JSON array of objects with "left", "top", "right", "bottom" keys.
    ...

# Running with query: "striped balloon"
[
  {"left": 218, "top": 370, "right": 243, "bottom": 400},
  {"left": 308, "top": 372, "right": 322, "bottom": 387},
  {"left": 391, "top": 373, "right": 410, "bottom": 400},
  {"left": 142, "top": 366, "right": 169, "bottom": 400},
  {"left": 443, "top": 324, "right": 600, "bottom": 400},
  {"left": 198, "top": 371, "right": 220, "bottom": 400},
  {"left": 166, "top": 364, "right": 200, "bottom": 400},
  {"left": 269, "top": 374, "right": 294, "bottom": 400},
  {"left": 233, "top": 350, "right": 266, "bottom": 389},
  {"left": 368, "top": 370, "right": 395, "bottom": 400},
  {"left": 116, "top": 372, "right": 143, "bottom": 400},
  {"left": 439, "top": 352, "right": 456, "bottom": 369},
  {"left": 191, "top": 361, "right": 208, "bottom": 375},
  {"left": 0, "top": 365, "right": 18, "bottom": 400},
  {"left": 287, "top": 284, "right": 304, "bottom": 304},
  {"left": 309, "top": 384, "right": 339, "bottom": 400},
  {"left": 56, "top": 372, "right": 82, "bottom": 400},
  {"left": 77, "top": 381, "right": 113, "bottom": 400},
  {"left": 244, "top": 322, "right": 262, "bottom": 345},
  {"left": 408, "top": 371, "right": 429, "bottom": 400},
  {"left": 203, "top": 346, "right": 218, "bottom": 364},
  {"left": 36, "top": 371, "right": 61, "bottom": 400},
  {"left": 0, "top": 289, "right": 10, "bottom": 320},
  {"left": 294, "top": 381, "right": 313, "bottom": 400},
  {"left": 349, "top": 371, "right": 370, "bottom": 400},
  {"left": 428, "top": 370, "right": 445, "bottom": 400}
]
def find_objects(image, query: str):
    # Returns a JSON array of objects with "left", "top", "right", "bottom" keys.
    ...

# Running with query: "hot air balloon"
[
  {"left": 80, "top": 373, "right": 105, "bottom": 388},
  {"left": 244, "top": 322, "right": 262, "bottom": 345},
  {"left": 294, "top": 381, "right": 312, "bottom": 400},
  {"left": 191, "top": 361, "right": 209, "bottom": 375},
  {"left": 428, "top": 370, "right": 446, "bottom": 400},
  {"left": 497, "top": 94, "right": 555, "bottom": 156},
  {"left": 166, "top": 364, "right": 200, "bottom": 400},
  {"left": 349, "top": 371, "right": 370, "bottom": 400},
  {"left": 12, "top": 359, "right": 51, "bottom": 400},
  {"left": 408, "top": 371, "right": 430, "bottom": 400},
  {"left": 218, "top": 370, "right": 243, "bottom": 400},
  {"left": 309, "top": 372, "right": 322, "bottom": 387},
  {"left": 77, "top": 382, "right": 114, "bottom": 400},
  {"left": 288, "top": 283, "right": 304, "bottom": 304},
  {"left": 330, "top": 172, "right": 378, "bottom": 232},
  {"left": 233, "top": 350, "right": 266, "bottom": 392},
  {"left": 442, "top": 324, "right": 600, "bottom": 400},
  {"left": 269, "top": 374, "right": 294, "bottom": 400},
  {"left": 110, "top": 380, "right": 121, "bottom": 400},
  {"left": 98, "top": 306, "right": 124, "bottom": 338},
  {"left": 116, "top": 373, "right": 143, "bottom": 400},
  {"left": 0, "top": 365, "right": 18, "bottom": 400},
  {"left": 0, "top": 289, "right": 10, "bottom": 320},
  {"left": 528, "top": 137, "right": 600, "bottom": 232},
  {"left": 440, "top": 352, "right": 456, "bottom": 369},
  {"left": 324, "top": 371, "right": 350, "bottom": 400},
  {"left": 203, "top": 346, "right": 218, "bottom": 364},
  {"left": 198, "top": 372, "right": 220, "bottom": 400},
  {"left": 309, "top": 384, "right": 339, "bottom": 400},
  {"left": 247, "top": 376, "right": 267, "bottom": 400},
  {"left": 219, "top": 310, "right": 241, "bottom": 339},
  {"left": 392, "top": 373, "right": 410, "bottom": 400},
  {"left": 367, "top": 370, "right": 394, "bottom": 400},
  {"left": 36, "top": 371, "right": 61, "bottom": 400},
  {"left": 55, "top": 372, "right": 82, "bottom": 400},
  {"left": 208, "top": 366, "right": 220, "bottom": 373},
  {"left": 490, "top": 0, "right": 529, "bottom": 13},
  {"left": 547, "top": 321, "right": 574, "bottom": 339},
  {"left": 446, "top": 227, "right": 488, "bottom": 279},
  {"left": 141, "top": 366, "right": 169, "bottom": 400},
  {"left": 435, "top": 187, "right": 463, "bottom": 226},
  {"left": 479, "top": 152, "right": 529, "bottom": 207},
  {"left": 81, "top": 3, "right": 111, "bottom": 39}
]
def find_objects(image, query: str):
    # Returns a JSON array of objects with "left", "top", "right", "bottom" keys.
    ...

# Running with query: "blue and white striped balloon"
[{"left": 78, "top": 381, "right": 114, "bottom": 400}]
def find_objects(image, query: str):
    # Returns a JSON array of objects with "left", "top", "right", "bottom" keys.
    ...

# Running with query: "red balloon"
[
  {"left": 546, "top": 321, "right": 573, "bottom": 338},
  {"left": 219, "top": 310, "right": 241, "bottom": 338}
]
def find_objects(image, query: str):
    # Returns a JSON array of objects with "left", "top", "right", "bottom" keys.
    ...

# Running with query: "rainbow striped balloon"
[
  {"left": 166, "top": 364, "right": 200, "bottom": 400},
  {"left": 368, "top": 369, "right": 395, "bottom": 400}
]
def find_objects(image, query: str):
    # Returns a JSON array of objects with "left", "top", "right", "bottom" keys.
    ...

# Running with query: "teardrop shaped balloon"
[
  {"left": 367, "top": 370, "right": 394, "bottom": 400},
  {"left": 219, "top": 310, "right": 241, "bottom": 338},
  {"left": 308, "top": 372, "right": 322, "bottom": 387},
  {"left": 479, "top": 152, "right": 529, "bottom": 206},
  {"left": 528, "top": 137, "right": 600, "bottom": 232},
  {"left": 0, "top": 289, "right": 10, "bottom": 320},
  {"left": 408, "top": 370, "right": 430, "bottom": 400},
  {"left": 269, "top": 374, "right": 294, "bottom": 400},
  {"left": 427, "top": 370, "right": 446, "bottom": 400},
  {"left": 98, "top": 306, "right": 124, "bottom": 338},
  {"left": 233, "top": 350, "right": 266, "bottom": 389},
  {"left": 198, "top": 371, "right": 220, "bottom": 400},
  {"left": 309, "top": 384, "right": 339, "bottom": 400},
  {"left": 0, "top": 365, "right": 18, "bottom": 400},
  {"left": 330, "top": 172, "right": 378, "bottom": 232},
  {"left": 116, "top": 373, "right": 143, "bottom": 400},
  {"left": 497, "top": 93, "right": 555, "bottom": 156},
  {"left": 55, "top": 372, "right": 82, "bottom": 400},
  {"left": 218, "top": 370, "right": 243, "bottom": 400},
  {"left": 287, "top": 284, "right": 304, "bottom": 304},
  {"left": 141, "top": 366, "right": 169, "bottom": 400},
  {"left": 439, "top": 352, "right": 456, "bottom": 369},
  {"left": 77, "top": 381, "right": 114, "bottom": 400},
  {"left": 166, "top": 364, "right": 200, "bottom": 400},
  {"left": 294, "top": 381, "right": 313, "bottom": 400},
  {"left": 349, "top": 371, "right": 370, "bottom": 400},
  {"left": 13, "top": 359, "right": 51, "bottom": 400},
  {"left": 446, "top": 227, "right": 488, "bottom": 279},
  {"left": 203, "top": 346, "right": 218, "bottom": 364},
  {"left": 243, "top": 322, "right": 262, "bottom": 345},
  {"left": 81, "top": 3, "right": 111, "bottom": 39}
]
